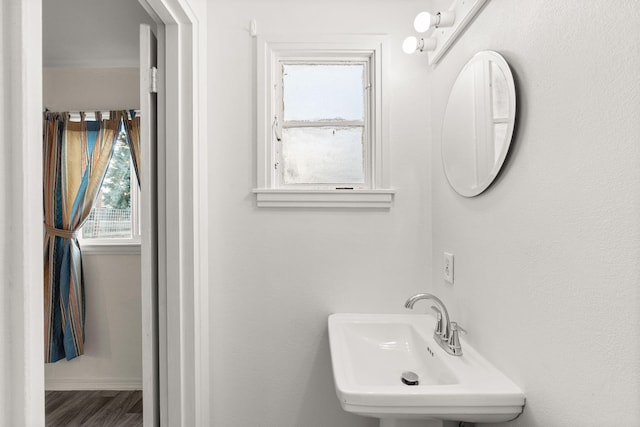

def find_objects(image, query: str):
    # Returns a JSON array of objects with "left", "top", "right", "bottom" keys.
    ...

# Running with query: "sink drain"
[{"left": 401, "top": 371, "right": 419, "bottom": 386}]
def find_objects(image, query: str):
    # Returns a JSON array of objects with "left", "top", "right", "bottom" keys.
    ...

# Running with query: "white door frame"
[
  {"left": 2, "top": 0, "right": 45, "bottom": 425},
  {"left": 138, "top": 0, "right": 209, "bottom": 425},
  {"left": 11, "top": 0, "right": 209, "bottom": 425},
  {"left": 139, "top": 22, "right": 159, "bottom": 427}
]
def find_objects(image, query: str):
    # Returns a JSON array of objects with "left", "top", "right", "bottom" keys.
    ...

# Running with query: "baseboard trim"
[{"left": 45, "top": 377, "right": 142, "bottom": 391}]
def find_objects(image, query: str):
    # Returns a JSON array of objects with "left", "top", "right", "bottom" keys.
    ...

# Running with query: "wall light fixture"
[
  {"left": 403, "top": 0, "right": 489, "bottom": 65},
  {"left": 402, "top": 36, "right": 437, "bottom": 54}
]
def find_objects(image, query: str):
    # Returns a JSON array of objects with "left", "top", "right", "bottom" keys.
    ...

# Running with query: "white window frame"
[
  {"left": 254, "top": 34, "right": 394, "bottom": 208},
  {"left": 78, "top": 148, "right": 142, "bottom": 255},
  {"left": 276, "top": 58, "right": 370, "bottom": 189}
]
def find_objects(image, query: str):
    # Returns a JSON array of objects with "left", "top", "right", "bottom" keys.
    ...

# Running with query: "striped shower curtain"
[{"left": 43, "top": 111, "right": 124, "bottom": 362}]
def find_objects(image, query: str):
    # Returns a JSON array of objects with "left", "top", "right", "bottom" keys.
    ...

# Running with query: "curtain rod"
[
  {"left": 44, "top": 109, "right": 140, "bottom": 114},
  {"left": 44, "top": 109, "right": 141, "bottom": 121}
]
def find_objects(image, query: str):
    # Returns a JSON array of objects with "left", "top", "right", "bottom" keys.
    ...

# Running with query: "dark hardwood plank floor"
[{"left": 45, "top": 390, "right": 142, "bottom": 427}]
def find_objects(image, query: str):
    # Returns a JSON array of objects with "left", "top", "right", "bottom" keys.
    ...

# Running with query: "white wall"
[
  {"left": 44, "top": 68, "right": 140, "bottom": 111},
  {"left": 43, "top": 0, "right": 155, "bottom": 68},
  {"left": 43, "top": 67, "right": 143, "bottom": 390},
  {"left": 1, "top": 0, "right": 44, "bottom": 424},
  {"left": 44, "top": 254, "right": 143, "bottom": 389},
  {"left": 207, "top": 1, "right": 431, "bottom": 426},
  {"left": 428, "top": 1, "right": 640, "bottom": 426}
]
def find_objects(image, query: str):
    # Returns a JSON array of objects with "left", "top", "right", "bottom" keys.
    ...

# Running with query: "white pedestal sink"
[{"left": 328, "top": 313, "right": 525, "bottom": 427}]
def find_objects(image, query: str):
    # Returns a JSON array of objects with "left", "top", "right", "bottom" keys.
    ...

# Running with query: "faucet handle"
[
  {"left": 448, "top": 322, "right": 466, "bottom": 356},
  {"left": 430, "top": 306, "right": 443, "bottom": 336},
  {"left": 450, "top": 322, "right": 466, "bottom": 335}
]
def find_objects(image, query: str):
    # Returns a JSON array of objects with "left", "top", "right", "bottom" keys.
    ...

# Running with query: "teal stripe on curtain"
[{"left": 43, "top": 111, "right": 124, "bottom": 362}]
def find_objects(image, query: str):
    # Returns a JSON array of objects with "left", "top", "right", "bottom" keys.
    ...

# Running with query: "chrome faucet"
[{"left": 405, "top": 293, "right": 466, "bottom": 356}]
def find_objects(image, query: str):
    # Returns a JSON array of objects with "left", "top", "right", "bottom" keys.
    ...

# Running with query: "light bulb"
[
  {"left": 402, "top": 36, "right": 419, "bottom": 54},
  {"left": 414, "top": 12, "right": 437, "bottom": 33}
]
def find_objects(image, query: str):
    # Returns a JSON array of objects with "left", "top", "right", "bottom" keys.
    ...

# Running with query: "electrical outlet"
[{"left": 444, "top": 252, "right": 454, "bottom": 284}]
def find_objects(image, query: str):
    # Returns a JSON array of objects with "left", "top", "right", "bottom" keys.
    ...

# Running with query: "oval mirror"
[{"left": 442, "top": 51, "right": 516, "bottom": 197}]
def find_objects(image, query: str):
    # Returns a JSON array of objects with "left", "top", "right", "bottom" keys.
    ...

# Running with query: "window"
[
  {"left": 280, "top": 63, "right": 366, "bottom": 186},
  {"left": 79, "top": 125, "right": 140, "bottom": 252},
  {"left": 254, "top": 35, "right": 394, "bottom": 208}
]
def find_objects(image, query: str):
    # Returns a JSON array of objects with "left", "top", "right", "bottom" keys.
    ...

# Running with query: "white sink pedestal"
[{"left": 379, "top": 419, "right": 461, "bottom": 427}]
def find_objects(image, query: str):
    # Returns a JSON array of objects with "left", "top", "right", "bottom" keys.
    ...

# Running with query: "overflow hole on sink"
[{"left": 401, "top": 371, "right": 419, "bottom": 386}]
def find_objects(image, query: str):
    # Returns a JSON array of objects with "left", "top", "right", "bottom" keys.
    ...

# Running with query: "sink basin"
[{"left": 328, "top": 313, "right": 525, "bottom": 423}]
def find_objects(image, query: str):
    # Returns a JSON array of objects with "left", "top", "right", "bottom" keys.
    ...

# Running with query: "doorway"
[
  {"left": 43, "top": 1, "right": 156, "bottom": 425},
  {"left": 6, "top": 0, "right": 207, "bottom": 424}
]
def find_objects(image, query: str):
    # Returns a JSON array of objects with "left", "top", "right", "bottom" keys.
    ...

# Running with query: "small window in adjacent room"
[
  {"left": 79, "top": 126, "right": 141, "bottom": 251},
  {"left": 254, "top": 35, "right": 394, "bottom": 208}
]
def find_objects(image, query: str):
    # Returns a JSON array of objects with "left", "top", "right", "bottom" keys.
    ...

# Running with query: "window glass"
[
  {"left": 282, "top": 127, "right": 364, "bottom": 184},
  {"left": 282, "top": 64, "right": 365, "bottom": 122},
  {"left": 82, "top": 130, "right": 133, "bottom": 239}
]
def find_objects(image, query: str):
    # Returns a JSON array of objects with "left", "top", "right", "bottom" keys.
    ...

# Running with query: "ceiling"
[{"left": 43, "top": 0, "right": 156, "bottom": 68}]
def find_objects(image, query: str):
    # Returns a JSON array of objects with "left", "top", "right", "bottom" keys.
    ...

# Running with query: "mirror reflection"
[{"left": 442, "top": 51, "right": 516, "bottom": 197}]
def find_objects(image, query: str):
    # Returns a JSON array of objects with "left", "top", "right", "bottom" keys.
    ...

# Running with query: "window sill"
[
  {"left": 79, "top": 242, "right": 141, "bottom": 255},
  {"left": 253, "top": 188, "right": 395, "bottom": 208}
]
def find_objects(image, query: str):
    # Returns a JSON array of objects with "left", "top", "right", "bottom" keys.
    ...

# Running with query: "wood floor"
[{"left": 45, "top": 390, "right": 142, "bottom": 427}]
